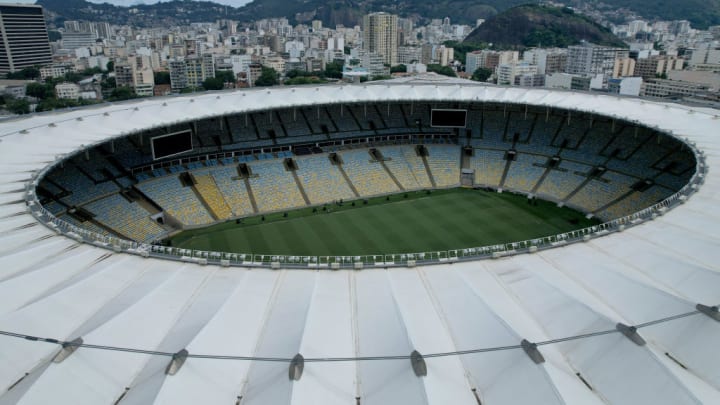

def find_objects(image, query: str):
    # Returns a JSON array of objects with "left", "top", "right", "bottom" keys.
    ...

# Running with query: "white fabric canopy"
[{"left": 0, "top": 77, "right": 718, "bottom": 404}]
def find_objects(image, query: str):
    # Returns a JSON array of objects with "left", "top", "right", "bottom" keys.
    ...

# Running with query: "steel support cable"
[{"left": 0, "top": 309, "right": 705, "bottom": 363}]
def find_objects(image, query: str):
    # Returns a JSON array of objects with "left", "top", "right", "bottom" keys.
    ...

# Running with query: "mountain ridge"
[{"left": 36, "top": 0, "right": 720, "bottom": 30}]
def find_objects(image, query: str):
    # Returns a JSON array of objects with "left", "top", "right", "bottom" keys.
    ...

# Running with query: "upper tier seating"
[
  {"left": 278, "top": 109, "right": 312, "bottom": 137},
  {"left": 505, "top": 111, "right": 535, "bottom": 143},
  {"left": 48, "top": 165, "right": 119, "bottom": 206}
]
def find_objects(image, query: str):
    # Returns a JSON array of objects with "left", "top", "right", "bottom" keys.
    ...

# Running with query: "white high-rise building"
[
  {"left": 566, "top": 42, "right": 629, "bottom": 79},
  {"left": 362, "top": 12, "right": 398, "bottom": 66}
]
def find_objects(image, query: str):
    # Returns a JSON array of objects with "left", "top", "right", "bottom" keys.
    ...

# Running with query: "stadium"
[{"left": 0, "top": 75, "right": 719, "bottom": 404}]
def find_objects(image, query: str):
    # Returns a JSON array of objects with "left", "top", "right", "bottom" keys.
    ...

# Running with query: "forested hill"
[
  {"left": 463, "top": 5, "right": 627, "bottom": 50},
  {"left": 37, "top": 0, "right": 720, "bottom": 30}
]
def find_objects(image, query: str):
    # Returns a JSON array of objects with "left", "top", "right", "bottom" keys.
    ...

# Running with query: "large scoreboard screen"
[
  {"left": 431, "top": 109, "right": 467, "bottom": 128},
  {"left": 151, "top": 130, "right": 193, "bottom": 160}
]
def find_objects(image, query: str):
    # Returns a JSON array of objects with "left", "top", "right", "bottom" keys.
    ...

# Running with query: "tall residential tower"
[
  {"left": 362, "top": 12, "right": 398, "bottom": 66},
  {"left": 0, "top": 4, "right": 52, "bottom": 74}
]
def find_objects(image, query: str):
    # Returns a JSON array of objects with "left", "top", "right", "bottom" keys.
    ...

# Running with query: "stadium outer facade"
[{"left": 0, "top": 76, "right": 719, "bottom": 405}]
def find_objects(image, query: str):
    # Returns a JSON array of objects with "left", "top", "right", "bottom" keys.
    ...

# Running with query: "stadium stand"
[
  {"left": 503, "top": 154, "right": 548, "bottom": 192},
  {"left": 85, "top": 193, "right": 167, "bottom": 243},
  {"left": 253, "top": 110, "right": 286, "bottom": 141},
  {"left": 247, "top": 161, "right": 306, "bottom": 212},
  {"left": 567, "top": 171, "right": 636, "bottom": 212},
  {"left": 43, "top": 200, "right": 66, "bottom": 216},
  {"left": 136, "top": 177, "right": 214, "bottom": 226},
  {"left": 481, "top": 110, "right": 508, "bottom": 148},
  {"left": 379, "top": 145, "right": 433, "bottom": 190},
  {"left": 278, "top": 109, "right": 312, "bottom": 137},
  {"left": 294, "top": 154, "right": 356, "bottom": 204},
  {"left": 505, "top": 111, "right": 535, "bottom": 142},
  {"left": 400, "top": 104, "right": 430, "bottom": 131},
  {"left": 72, "top": 154, "right": 113, "bottom": 182},
  {"left": 193, "top": 173, "right": 233, "bottom": 220},
  {"left": 338, "top": 149, "right": 399, "bottom": 196},
  {"left": 553, "top": 114, "right": 590, "bottom": 149},
  {"left": 601, "top": 125, "right": 650, "bottom": 159},
  {"left": 379, "top": 104, "right": 411, "bottom": 133},
  {"left": 195, "top": 118, "right": 228, "bottom": 150},
  {"left": 466, "top": 107, "right": 483, "bottom": 138},
  {"left": 48, "top": 165, "right": 119, "bottom": 206},
  {"left": 516, "top": 114, "right": 561, "bottom": 156},
  {"left": 58, "top": 214, "right": 111, "bottom": 236},
  {"left": 471, "top": 149, "right": 506, "bottom": 188},
  {"left": 210, "top": 167, "right": 255, "bottom": 217},
  {"left": 598, "top": 185, "right": 675, "bottom": 220},
  {"left": 40, "top": 102, "right": 698, "bottom": 243},
  {"left": 535, "top": 161, "right": 592, "bottom": 201},
  {"left": 424, "top": 145, "right": 461, "bottom": 187},
  {"left": 302, "top": 105, "right": 336, "bottom": 134},
  {"left": 328, "top": 105, "right": 361, "bottom": 133}
]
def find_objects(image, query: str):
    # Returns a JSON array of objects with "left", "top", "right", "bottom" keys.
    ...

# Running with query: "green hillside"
[{"left": 463, "top": 5, "right": 627, "bottom": 50}]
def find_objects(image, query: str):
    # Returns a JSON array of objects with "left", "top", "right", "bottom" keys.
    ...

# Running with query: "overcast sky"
[{"left": 16, "top": 1, "right": 254, "bottom": 7}]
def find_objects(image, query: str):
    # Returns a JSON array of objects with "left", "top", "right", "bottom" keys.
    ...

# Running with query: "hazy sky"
[{"left": 16, "top": 0, "right": 254, "bottom": 6}]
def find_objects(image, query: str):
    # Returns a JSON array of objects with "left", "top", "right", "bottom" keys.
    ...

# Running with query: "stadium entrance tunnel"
[{"left": 27, "top": 99, "right": 706, "bottom": 268}]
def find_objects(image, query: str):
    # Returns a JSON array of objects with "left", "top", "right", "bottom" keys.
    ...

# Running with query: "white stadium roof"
[{"left": 0, "top": 78, "right": 719, "bottom": 405}]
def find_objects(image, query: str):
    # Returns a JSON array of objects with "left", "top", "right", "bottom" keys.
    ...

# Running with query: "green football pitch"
[{"left": 169, "top": 188, "right": 600, "bottom": 256}]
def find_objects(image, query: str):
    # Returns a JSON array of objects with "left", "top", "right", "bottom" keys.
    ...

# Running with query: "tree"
[
  {"left": 285, "top": 76, "right": 325, "bottom": 85},
  {"left": 26, "top": 82, "right": 52, "bottom": 100},
  {"left": 6, "top": 98, "right": 30, "bottom": 114},
  {"left": 154, "top": 71, "right": 170, "bottom": 85},
  {"left": 102, "top": 77, "right": 116, "bottom": 90},
  {"left": 203, "top": 77, "right": 224, "bottom": 90},
  {"left": 255, "top": 66, "right": 278, "bottom": 87},
  {"left": 109, "top": 86, "right": 135, "bottom": 101},
  {"left": 215, "top": 70, "right": 236, "bottom": 83},
  {"left": 390, "top": 64, "right": 407, "bottom": 73},
  {"left": 471, "top": 67, "right": 493, "bottom": 82},
  {"left": 63, "top": 72, "right": 84, "bottom": 83},
  {"left": 427, "top": 64, "right": 457, "bottom": 77},
  {"left": 106, "top": 60, "right": 114, "bottom": 73},
  {"left": 81, "top": 67, "right": 104, "bottom": 76},
  {"left": 444, "top": 40, "right": 487, "bottom": 65},
  {"left": 5, "top": 67, "right": 40, "bottom": 80},
  {"left": 324, "top": 61, "right": 344, "bottom": 79}
]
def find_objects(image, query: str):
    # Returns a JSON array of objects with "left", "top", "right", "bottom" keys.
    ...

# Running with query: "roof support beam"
[
  {"left": 616, "top": 323, "right": 646, "bottom": 346},
  {"left": 521, "top": 339, "right": 545, "bottom": 364},
  {"left": 410, "top": 350, "right": 427, "bottom": 377},
  {"left": 696, "top": 304, "right": 720, "bottom": 321},
  {"left": 52, "top": 337, "right": 83, "bottom": 363},
  {"left": 165, "top": 349, "right": 189, "bottom": 376},
  {"left": 289, "top": 353, "right": 304, "bottom": 381}
]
